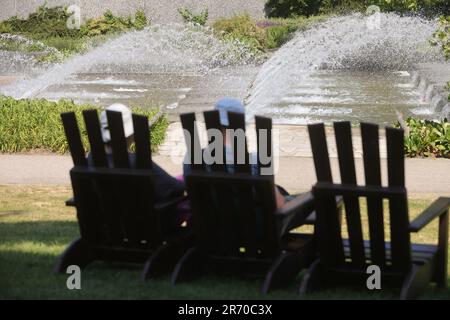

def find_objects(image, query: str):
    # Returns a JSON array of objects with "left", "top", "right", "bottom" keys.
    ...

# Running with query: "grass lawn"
[{"left": 0, "top": 185, "right": 449, "bottom": 300}]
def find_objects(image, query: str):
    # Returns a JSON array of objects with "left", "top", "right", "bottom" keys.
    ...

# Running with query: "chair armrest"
[
  {"left": 154, "top": 195, "right": 188, "bottom": 213},
  {"left": 409, "top": 197, "right": 450, "bottom": 232},
  {"left": 275, "top": 192, "right": 315, "bottom": 234},
  {"left": 276, "top": 191, "right": 314, "bottom": 217},
  {"left": 65, "top": 198, "right": 76, "bottom": 207}
]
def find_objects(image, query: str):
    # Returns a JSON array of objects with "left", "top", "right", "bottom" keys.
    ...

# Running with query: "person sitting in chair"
[
  {"left": 182, "top": 98, "right": 314, "bottom": 235},
  {"left": 96, "top": 104, "right": 187, "bottom": 231}
]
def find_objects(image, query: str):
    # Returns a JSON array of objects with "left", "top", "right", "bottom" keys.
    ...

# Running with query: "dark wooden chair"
[
  {"left": 299, "top": 121, "right": 450, "bottom": 299},
  {"left": 54, "top": 109, "right": 191, "bottom": 280},
  {"left": 171, "top": 110, "right": 316, "bottom": 293}
]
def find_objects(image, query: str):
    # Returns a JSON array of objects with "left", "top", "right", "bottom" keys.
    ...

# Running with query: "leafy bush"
[
  {"left": 0, "top": 5, "right": 81, "bottom": 38},
  {"left": 0, "top": 5, "right": 149, "bottom": 60},
  {"left": 0, "top": 96, "right": 167, "bottom": 154},
  {"left": 265, "top": 0, "right": 323, "bottom": 18},
  {"left": 213, "top": 15, "right": 268, "bottom": 51},
  {"left": 213, "top": 15, "right": 326, "bottom": 52},
  {"left": 396, "top": 118, "right": 450, "bottom": 158},
  {"left": 0, "top": 6, "right": 149, "bottom": 39},
  {"left": 264, "top": 0, "right": 449, "bottom": 18},
  {"left": 178, "top": 7, "right": 209, "bottom": 26},
  {"left": 80, "top": 9, "right": 148, "bottom": 37},
  {"left": 431, "top": 15, "right": 450, "bottom": 60}
]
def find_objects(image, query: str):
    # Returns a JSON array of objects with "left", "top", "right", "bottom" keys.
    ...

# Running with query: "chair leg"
[
  {"left": 434, "top": 211, "right": 448, "bottom": 288},
  {"left": 298, "top": 259, "right": 322, "bottom": 294},
  {"left": 262, "top": 251, "right": 303, "bottom": 294},
  {"left": 400, "top": 262, "right": 433, "bottom": 300},
  {"left": 171, "top": 247, "right": 205, "bottom": 285},
  {"left": 54, "top": 238, "right": 95, "bottom": 273},
  {"left": 141, "top": 242, "right": 179, "bottom": 281}
]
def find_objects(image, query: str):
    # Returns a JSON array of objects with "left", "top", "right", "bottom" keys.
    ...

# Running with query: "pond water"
[
  {"left": 0, "top": 15, "right": 447, "bottom": 125},
  {"left": 248, "top": 69, "right": 431, "bottom": 125}
]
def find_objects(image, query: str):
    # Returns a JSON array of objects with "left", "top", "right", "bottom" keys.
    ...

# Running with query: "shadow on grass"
[{"left": 0, "top": 219, "right": 449, "bottom": 299}]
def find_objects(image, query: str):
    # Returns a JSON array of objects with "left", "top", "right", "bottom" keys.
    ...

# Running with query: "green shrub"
[
  {"left": 80, "top": 10, "right": 149, "bottom": 37},
  {"left": 178, "top": 7, "right": 209, "bottom": 26},
  {"left": 0, "top": 96, "right": 167, "bottom": 154},
  {"left": 264, "top": 0, "right": 449, "bottom": 18},
  {"left": 213, "top": 15, "right": 326, "bottom": 52},
  {"left": 0, "top": 5, "right": 149, "bottom": 60},
  {"left": 0, "top": 6, "right": 149, "bottom": 39},
  {"left": 0, "top": 5, "right": 81, "bottom": 38},
  {"left": 265, "top": 0, "right": 322, "bottom": 18},
  {"left": 396, "top": 118, "right": 450, "bottom": 158},
  {"left": 431, "top": 15, "right": 450, "bottom": 60},
  {"left": 213, "top": 15, "right": 272, "bottom": 51}
]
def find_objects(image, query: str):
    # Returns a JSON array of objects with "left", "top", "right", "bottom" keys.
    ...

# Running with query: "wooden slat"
[
  {"left": 361, "top": 122, "right": 385, "bottom": 267},
  {"left": 334, "top": 121, "right": 365, "bottom": 267},
  {"left": 256, "top": 182, "right": 279, "bottom": 258},
  {"left": 132, "top": 114, "right": 152, "bottom": 169},
  {"left": 386, "top": 127, "right": 411, "bottom": 271},
  {"left": 226, "top": 112, "right": 257, "bottom": 256},
  {"left": 106, "top": 110, "right": 130, "bottom": 168},
  {"left": 180, "top": 113, "right": 204, "bottom": 171},
  {"left": 308, "top": 123, "right": 332, "bottom": 182},
  {"left": 203, "top": 110, "right": 226, "bottom": 172},
  {"left": 61, "top": 112, "right": 87, "bottom": 167},
  {"left": 216, "top": 183, "right": 240, "bottom": 256},
  {"left": 186, "top": 177, "right": 217, "bottom": 253},
  {"left": 313, "top": 186, "right": 345, "bottom": 267},
  {"left": 82, "top": 110, "right": 108, "bottom": 167},
  {"left": 227, "top": 111, "right": 250, "bottom": 174},
  {"left": 255, "top": 116, "right": 273, "bottom": 176},
  {"left": 69, "top": 171, "right": 102, "bottom": 243},
  {"left": 238, "top": 184, "right": 259, "bottom": 258}
]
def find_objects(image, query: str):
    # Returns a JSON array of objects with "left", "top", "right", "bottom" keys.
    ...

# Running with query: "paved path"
[{"left": 0, "top": 153, "right": 449, "bottom": 198}]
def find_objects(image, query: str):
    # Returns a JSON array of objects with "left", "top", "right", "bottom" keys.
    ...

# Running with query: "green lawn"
[{"left": 0, "top": 185, "right": 449, "bottom": 299}]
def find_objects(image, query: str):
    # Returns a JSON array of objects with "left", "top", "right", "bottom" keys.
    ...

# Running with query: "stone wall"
[{"left": 0, "top": 0, "right": 267, "bottom": 23}]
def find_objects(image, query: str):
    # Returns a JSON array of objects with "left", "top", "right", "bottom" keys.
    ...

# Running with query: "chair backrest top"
[
  {"left": 61, "top": 110, "right": 162, "bottom": 249},
  {"left": 309, "top": 121, "right": 411, "bottom": 273}
]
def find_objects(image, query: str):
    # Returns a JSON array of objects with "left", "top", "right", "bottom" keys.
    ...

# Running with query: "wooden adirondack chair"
[
  {"left": 299, "top": 121, "right": 450, "bottom": 299},
  {"left": 171, "top": 110, "right": 316, "bottom": 293},
  {"left": 54, "top": 109, "right": 191, "bottom": 280}
]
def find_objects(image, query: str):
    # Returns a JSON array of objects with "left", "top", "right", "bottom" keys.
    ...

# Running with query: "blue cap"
[{"left": 215, "top": 98, "right": 245, "bottom": 127}]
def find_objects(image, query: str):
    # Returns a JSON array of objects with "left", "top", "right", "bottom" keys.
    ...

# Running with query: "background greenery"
[
  {"left": 0, "top": 5, "right": 149, "bottom": 61},
  {"left": 213, "top": 14, "right": 327, "bottom": 53},
  {"left": 0, "top": 96, "right": 167, "bottom": 154},
  {"left": 398, "top": 118, "right": 450, "bottom": 158},
  {"left": 265, "top": 0, "right": 450, "bottom": 18}
]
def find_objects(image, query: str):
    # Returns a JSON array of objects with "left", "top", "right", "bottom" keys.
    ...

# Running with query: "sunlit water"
[
  {"left": 0, "top": 15, "right": 448, "bottom": 125},
  {"left": 246, "top": 13, "right": 446, "bottom": 125}
]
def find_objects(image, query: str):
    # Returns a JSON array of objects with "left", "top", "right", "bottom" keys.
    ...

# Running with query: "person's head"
[
  {"left": 100, "top": 103, "right": 134, "bottom": 151},
  {"left": 214, "top": 98, "right": 245, "bottom": 145}
]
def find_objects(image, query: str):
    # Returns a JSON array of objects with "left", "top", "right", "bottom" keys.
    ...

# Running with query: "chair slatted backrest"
[
  {"left": 255, "top": 116, "right": 273, "bottom": 176},
  {"left": 62, "top": 110, "right": 162, "bottom": 249},
  {"left": 61, "top": 112, "right": 98, "bottom": 242},
  {"left": 180, "top": 112, "right": 204, "bottom": 172},
  {"left": 187, "top": 171, "right": 279, "bottom": 259},
  {"left": 185, "top": 111, "right": 279, "bottom": 259},
  {"left": 309, "top": 122, "right": 411, "bottom": 273}
]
